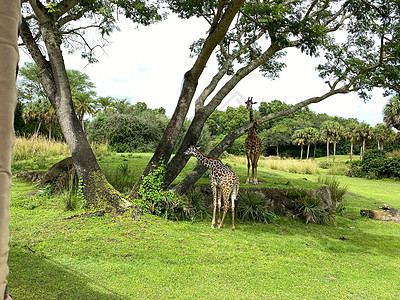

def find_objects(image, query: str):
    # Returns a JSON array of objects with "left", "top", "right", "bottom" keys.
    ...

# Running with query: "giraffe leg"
[
  {"left": 246, "top": 153, "right": 251, "bottom": 184},
  {"left": 217, "top": 188, "right": 222, "bottom": 225},
  {"left": 219, "top": 186, "right": 232, "bottom": 229},
  {"left": 231, "top": 184, "right": 238, "bottom": 231},
  {"left": 211, "top": 184, "right": 217, "bottom": 229},
  {"left": 253, "top": 151, "right": 261, "bottom": 184},
  {"left": 251, "top": 154, "right": 256, "bottom": 184}
]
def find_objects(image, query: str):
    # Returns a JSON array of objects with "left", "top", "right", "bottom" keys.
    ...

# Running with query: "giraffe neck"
[
  {"left": 192, "top": 148, "right": 214, "bottom": 169},
  {"left": 249, "top": 108, "right": 254, "bottom": 122}
]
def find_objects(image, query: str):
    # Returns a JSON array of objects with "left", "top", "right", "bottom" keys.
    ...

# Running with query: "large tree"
[
  {"left": 19, "top": 0, "right": 161, "bottom": 212},
  {"left": 138, "top": 0, "right": 400, "bottom": 194}
]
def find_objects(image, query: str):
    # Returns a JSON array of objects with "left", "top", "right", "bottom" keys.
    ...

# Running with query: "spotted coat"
[
  {"left": 245, "top": 97, "right": 262, "bottom": 184},
  {"left": 184, "top": 145, "right": 239, "bottom": 230}
]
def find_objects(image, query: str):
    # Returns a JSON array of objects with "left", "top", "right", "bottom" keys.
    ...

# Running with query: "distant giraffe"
[
  {"left": 245, "top": 97, "right": 263, "bottom": 184},
  {"left": 184, "top": 146, "right": 240, "bottom": 230}
]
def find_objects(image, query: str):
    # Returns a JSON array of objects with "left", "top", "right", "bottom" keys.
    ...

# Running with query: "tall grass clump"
[
  {"left": 91, "top": 141, "right": 110, "bottom": 157},
  {"left": 318, "top": 176, "right": 347, "bottom": 215},
  {"left": 13, "top": 136, "right": 70, "bottom": 161},
  {"left": 259, "top": 157, "right": 320, "bottom": 174},
  {"left": 327, "top": 164, "right": 349, "bottom": 175},
  {"left": 102, "top": 163, "right": 136, "bottom": 194},
  {"left": 61, "top": 174, "right": 85, "bottom": 211}
]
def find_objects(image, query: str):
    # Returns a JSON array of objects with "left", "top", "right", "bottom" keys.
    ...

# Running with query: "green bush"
[
  {"left": 137, "top": 164, "right": 180, "bottom": 217},
  {"left": 236, "top": 191, "right": 275, "bottom": 223},
  {"left": 87, "top": 110, "right": 168, "bottom": 153},
  {"left": 286, "top": 188, "right": 335, "bottom": 225},
  {"left": 184, "top": 189, "right": 211, "bottom": 222},
  {"left": 354, "top": 149, "right": 400, "bottom": 179}
]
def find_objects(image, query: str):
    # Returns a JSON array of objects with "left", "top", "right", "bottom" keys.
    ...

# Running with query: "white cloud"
[{"left": 19, "top": 15, "right": 390, "bottom": 125}]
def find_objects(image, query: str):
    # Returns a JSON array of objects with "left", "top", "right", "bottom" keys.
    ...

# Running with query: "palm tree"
[
  {"left": 354, "top": 122, "right": 372, "bottom": 159},
  {"left": 320, "top": 121, "right": 342, "bottom": 163},
  {"left": 73, "top": 93, "right": 98, "bottom": 131},
  {"left": 303, "top": 127, "right": 319, "bottom": 159},
  {"left": 343, "top": 119, "right": 359, "bottom": 162},
  {"left": 97, "top": 96, "right": 115, "bottom": 113},
  {"left": 292, "top": 129, "right": 307, "bottom": 160},
  {"left": 383, "top": 95, "right": 400, "bottom": 130},
  {"left": 372, "top": 123, "right": 394, "bottom": 150}
]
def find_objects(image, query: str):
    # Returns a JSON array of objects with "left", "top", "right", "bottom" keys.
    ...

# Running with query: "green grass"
[{"left": 8, "top": 153, "right": 400, "bottom": 299}]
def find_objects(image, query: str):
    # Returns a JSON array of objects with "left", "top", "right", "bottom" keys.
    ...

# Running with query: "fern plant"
[{"left": 236, "top": 191, "right": 275, "bottom": 223}]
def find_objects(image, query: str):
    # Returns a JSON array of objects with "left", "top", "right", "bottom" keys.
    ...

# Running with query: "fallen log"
[{"left": 360, "top": 204, "right": 400, "bottom": 223}]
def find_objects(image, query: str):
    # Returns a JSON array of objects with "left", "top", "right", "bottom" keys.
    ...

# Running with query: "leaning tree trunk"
[
  {"left": 172, "top": 123, "right": 252, "bottom": 194},
  {"left": 173, "top": 86, "right": 354, "bottom": 194},
  {"left": 20, "top": 15, "right": 127, "bottom": 214},
  {"left": 161, "top": 42, "right": 282, "bottom": 189},
  {"left": 132, "top": 0, "right": 245, "bottom": 195},
  {"left": 306, "top": 143, "right": 310, "bottom": 159}
]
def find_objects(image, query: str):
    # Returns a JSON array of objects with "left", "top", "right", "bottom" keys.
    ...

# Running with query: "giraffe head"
[
  {"left": 184, "top": 145, "right": 198, "bottom": 156},
  {"left": 245, "top": 97, "right": 257, "bottom": 110}
]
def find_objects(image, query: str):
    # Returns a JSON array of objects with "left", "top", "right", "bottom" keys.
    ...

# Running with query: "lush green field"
[{"left": 8, "top": 153, "right": 400, "bottom": 299}]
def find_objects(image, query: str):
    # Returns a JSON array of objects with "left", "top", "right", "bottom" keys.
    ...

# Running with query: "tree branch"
[{"left": 173, "top": 83, "right": 356, "bottom": 194}]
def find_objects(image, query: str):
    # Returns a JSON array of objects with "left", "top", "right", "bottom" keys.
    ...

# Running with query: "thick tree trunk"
[
  {"left": 20, "top": 8, "right": 129, "bottom": 214},
  {"left": 306, "top": 143, "right": 310, "bottom": 159},
  {"left": 161, "top": 42, "right": 282, "bottom": 189},
  {"left": 131, "top": 0, "right": 246, "bottom": 195}
]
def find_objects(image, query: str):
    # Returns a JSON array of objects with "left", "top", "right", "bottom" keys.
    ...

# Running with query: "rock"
[
  {"left": 360, "top": 204, "right": 400, "bottom": 223},
  {"left": 15, "top": 171, "right": 45, "bottom": 183},
  {"left": 15, "top": 157, "right": 77, "bottom": 193}
]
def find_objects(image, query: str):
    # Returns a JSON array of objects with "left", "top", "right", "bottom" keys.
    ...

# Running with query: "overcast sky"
[{"left": 19, "top": 15, "right": 390, "bottom": 126}]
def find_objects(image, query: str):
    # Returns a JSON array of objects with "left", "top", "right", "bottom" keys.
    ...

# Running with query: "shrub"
[
  {"left": 350, "top": 149, "right": 400, "bottom": 179},
  {"left": 236, "top": 191, "right": 275, "bottom": 223},
  {"left": 286, "top": 188, "right": 335, "bottom": 225},
  {"left": 361, "top": 149, "right": 385, "bottom": 175},
  {"left": 317, "top": 176, "right": 347, "bottom": 216},
  {"left": 137, "top": 164, "right": 180, "bottom": 217},
  {"left": 184, "top": 189, "right": 211, "bottom": 222}
]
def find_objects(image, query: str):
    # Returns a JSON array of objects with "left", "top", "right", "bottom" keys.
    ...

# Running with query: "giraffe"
[
  {"left": 245, "top": 97, "right": 263, "bottom": 184},
  {"left": 184, "top": 146, "right": 240, "bottom": 230}
]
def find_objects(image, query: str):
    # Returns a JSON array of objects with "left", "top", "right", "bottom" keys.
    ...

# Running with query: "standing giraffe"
[
  {"left": 184, "top": 146, "right": 240, "bottom": 230},
  {"left": 245, "top": 97, "right": 263, "bottom": 184}
]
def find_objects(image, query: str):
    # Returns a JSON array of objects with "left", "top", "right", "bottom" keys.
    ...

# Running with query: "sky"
[{"left": 19, "top": 14, "right": 390, "bottom": 127}]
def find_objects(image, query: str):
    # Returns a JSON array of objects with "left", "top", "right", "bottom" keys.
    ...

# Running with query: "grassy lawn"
[{"left": 8, "top": 153, "right": 400, "bottom": 299}]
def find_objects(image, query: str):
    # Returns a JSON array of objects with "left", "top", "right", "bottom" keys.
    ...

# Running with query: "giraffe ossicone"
[{"left": 184, "top": 145, "right": 240, "bottom": 230}]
